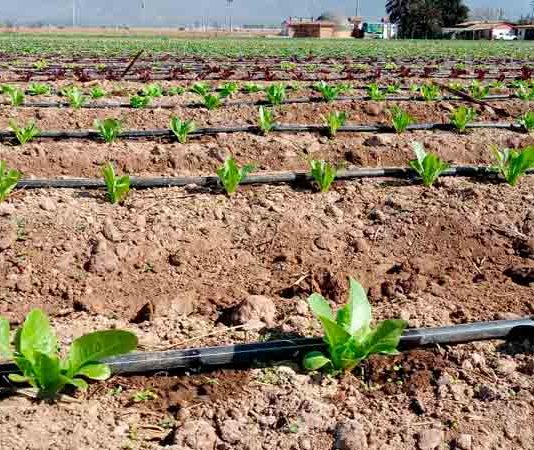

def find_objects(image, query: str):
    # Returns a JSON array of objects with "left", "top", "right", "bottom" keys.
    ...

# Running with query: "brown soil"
[{"left": 0, "top": 76, "right": 533, "bottom": 450}]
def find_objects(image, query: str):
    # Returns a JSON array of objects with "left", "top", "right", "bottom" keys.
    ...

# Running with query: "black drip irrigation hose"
[
  {"left": 0, "top": 94, "right": 517, "bottom": 110},
  {"left": 0, "top": 122, "right": 525, "bottom": 143},
  {"left": 0, "top": 318, "right": 532, "bottom": 377},
  {"left": 14, "top": 165, "right": 534, "bottom": 190}
]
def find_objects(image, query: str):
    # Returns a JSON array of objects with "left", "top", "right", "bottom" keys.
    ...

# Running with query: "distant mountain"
[{"left": 0, "top": 0, "right": 528, "bottom": 27}]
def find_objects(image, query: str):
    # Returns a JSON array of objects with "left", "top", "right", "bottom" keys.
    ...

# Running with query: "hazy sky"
[{"left": 0, "top": 0, "right": 531, "bottom": 25}]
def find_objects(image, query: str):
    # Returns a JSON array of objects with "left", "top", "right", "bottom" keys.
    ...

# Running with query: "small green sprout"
[
  {"left": 141, "top": 83, "right": 163, "bottom": 97},
  {"left": 3, "top": 86, "right": 25, "bottom": 106},
  {"left": 265, "top": 83, "right": 286, "bottom": 106},
  {"left": 190, "top": 82, "right": 211, "bottom": 96},
  {"left": 216, "top": 157, "right": 254, "bottom": 195},
  {"left": 491, "top": 145, "right": 534, "bottom": 187},
  {"left": 303, "top": 278, "right": 406, "bottom": 373},
  {"left": 366, "top": 83, "right": 386, "bottom": 101},
  {"left": 313, "top": 81, "right": 346, "bottom": 102},
  {"left": 242, "top": 82, "right": 263, "bottom": 93},
  {"left": 27, "top": 83, "right": 51, "bottom": 96},
  {"left": 0, "top": 160, "right": 22, "bottom": 202},
  {"left": 9, "top": 120, "right": 40, "bottom": 145},
  {"left": 450, "top": 106, "right": 476, "bottom": 133},
  {"left": 89, "top": 86, "right": 106, "bottom": 99},
  {"left": 310, "top": 160, "right": 337, "bottom": 193},
  {"left": 102, "top": 162, "right": 130, "bottom": 204},
  {"left": 63, "top": 86, "right": 87, "bottom": 109},
  {"left": 409, "top": 142, "right": 450, "bottom": 187},
  {"left": 130, "top": 95, "right": 151, "bottom": 109},
  {"left": 386, "top": 83, "right": 401, "bottom": 94},
  {"left": 202, "top": 93, "right": 222, "bottom": 110},
  {"left": 95, "top": 118, "right": 121, "bottom": 144},
  {"left": 389, "top": 105, "right": 414, "bottom": 133},
  {"left": 170, "top": 117, "right": 196, "bottom": 144},
  {"left": 258, "top": 106, "right": 275, "bottom": 134},
  {"left": 515, "top": 83, "right": 534, "bottom": 101},
  {"left": 0, "top": 308, "right": 137, "bottom": 400},
  {"left": 33, "top": 59, "right": 48, "bottom": 70},
  {"left": 323, "top": 111, "right": 347, "bottom": 137},
  {"left": 467, "top": 81, "right": 490, "bottom": 100},
  {"left": 518, "top": 111, "right": 534, "bottom": 132},
  {"left": 132, "top": 389, "right": 158, "bottom": 403},
  {"left": 419, "top": 84, "right": 441, "bottom": 101},
  {"left": 167, "top": 86, "right": 185, "bottom": 96},
  {"left": 219, "top": 82, "right": 239, "bottom": 98}
]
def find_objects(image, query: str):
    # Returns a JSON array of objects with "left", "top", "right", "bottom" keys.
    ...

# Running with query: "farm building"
[
  {"left": 444, "top": 21, "right": 517, "bottom": 40},
  {"left": 281, "top": 12, "right": 353, "bottom": 38},
  {"left": 516, "top": 24, "right": 534, "bottom": 40}
]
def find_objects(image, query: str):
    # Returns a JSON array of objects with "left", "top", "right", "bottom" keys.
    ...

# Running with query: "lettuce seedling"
[
  {"left": 219, "top": 82, "right": 239, "bottom": 99},
  {"left": 491, "top": 145, "right": 534, "bottom": 187},
  {"left": 0, "top": 309, "right": 137, "bottom": 400},
  {"left": 409, "top": 142, "right": 450, "bottom": 187},
  {"left": 265, "top": 83, "right": 286, "bottom": 106},
  {"left": 4, "top": 87, "right": 25, "bottom": 106},
  {"left": 386, "top": 83, "right": 401, "bottom": 94},
  {"left": 190, "top": 82, "right": 211, "bottom": 96},
  {"left": 202, "top": 93, "right": 221, "bottom": 110},
  {"left": 95, "top": 118, "right": 121, "bottom": 143},
  {"left": 243, "top": 82, "right": 263, "bottom": 93},
  {"left": 366, "top": 83, "right": 386, "bottom": 101},
  {"left": 518, "top": 111, "right": 534, "bottom": 132},
  {"left": 389, "top": 105, "right": 414, "bottom": 133},
  {"left": 419, "top": 84, "right": 441, "bottom": 101},
  {"left": 167, "top": 86, "right": 185, "bottom": 96},
  {"left": 62, "top": 86, "right": 87, "bottom": 109},
  {"left": 170, "top": 116, "right": 196, "bottom": 144},
  {"left": 0, "top": 160, "right": 21, "bottom": 202},
  {"left": 310, "top": 160, "right": 337, "bottom": 193},
  {"left": 130, "top": 95, "right": 151, "bottom": 108},
  {"left": 515, "top": 83, "right": 534, "bottom": 101},
  {"left": 89, "top": 86, "right": 106, "bottom": 99},
  {"left": 216, "top": 157, "right": 254, "bottom": 195},
  {"left": 141, "top": 83, "right": 163, "bottom": 98},
  {"left": 28, "top": 83, "right": 51, "bottom": 96},
  {"left": 303, "top": 278, "right": 406, "bottom": 373},
  {"left": 450, "top": 106, "right": 476, "bottom": 133},
  {"left": 102, "top": 162, "right": 130, "bottom": 204},
  {"left": 9, "top": 120, "right": 40, "bottom": 145},
  {"left": 468, "top": 81, "right": 490, "bottom": 100},
  {"left": 258, "top": 106, "right": 275, "bottom": 134},
  {"left": 313, "top": 81, "right": 345, "bottom": 102},
  {"left": 323, "top": 111, "right": 347, "bottom": 137}
]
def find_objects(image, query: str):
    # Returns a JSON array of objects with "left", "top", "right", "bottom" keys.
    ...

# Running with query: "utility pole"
[
  {"left": 72, "top": 0, "right": 76, "bottom": 27},
  {"left": 227, "top": 0, "right": 234, "bottom": 32},
  {"left": 355, "top": 0, "right": 360, "bottom": 17}
]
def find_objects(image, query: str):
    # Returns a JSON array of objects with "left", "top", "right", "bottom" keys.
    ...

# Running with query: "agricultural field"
[{"left": 0, "top": 34, "right": 533, "bottom": 450}]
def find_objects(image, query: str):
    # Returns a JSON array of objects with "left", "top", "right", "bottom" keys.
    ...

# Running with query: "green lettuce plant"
[
  {"left": 89, "top": 86, "right": 106, "bottom": 99},
  {"left": 190, "top": 82, "right": 211, "bottom": 96},
  {"left": 28, "top": 83, "right": 51, "bottom": 96},
  {"left": 468, "top": 81, "right": 490, "bottom": 100},
  {"left": 518, "top": 111, "right": 534, "bottom": 132},
  {"left": 202, "top": 93, "right": 222, "bottom": 110},
  {"left": 95, "top": 118, "right": 121, "bottom": 143},
  {"left": 130, "top": 95, "right": 151, "bottom": 108},
  {"left": 491, "top": 145, "right": 534, "bottom": 187},
  {"left": 141, "top": 83, "right": 163, "bottom": 97},
  {"left": 258, "top": 106, "right": 275, "bottom": 134},
  {"left": 389, "top": 105, "right": 414, "bottom": 133},
  {"left": 310, "top": 160, "right": 337, "bottom": 193},
  {"left": 102, "top": 162, "right": 130, "bottom": 204},
  {"left": 219, "top": 82, "right": 238, "bottom": 98},
  {"left": 323, "top": 111, "right": 347, "bottom": 137},
  {"left": 265, "top": 83, "right": 286, "bottom": 106},
  {"left": 170, "top": 117, "right": 196, "bottom": 144},
  {"left": 419, "top": 84, "right": 441, "bottom": 101},
  {"left": 0, "top": 309, "right": 137, "bottom": 400},
  {"left": 3, "top": 86, "right": 25, "bottom": 106},
  {"left": 9, "top": 120, "right": 40, "bottom": 145},
  {"left": 216, "top": 157, "right": 254, "bottom": 195},
  {"left": 167, "top": 86, "right": 185, "bottom": 96},
  {"left": 313, "top": 81, "right": 347, "bottom": 102},
  {"left": 243, "top": 82, "right": 263, "bottom": 93},
  {"left": 303, "top": 278, "right": 406, "bottom": 373},
  {"left": 62, "top": 86, "right": 87, "bottom": 109},
  {"left": 409, "top": 142, "right": 450, "bottom": 187},
  {"left": 450, "top": 106, "right": 476, "bottom": 133},
  {"left": 0, "top": 160, "right": 21, "bottom": 202},
  {"left": 366, "top": 83, "right": 386, "bottom": 101}
]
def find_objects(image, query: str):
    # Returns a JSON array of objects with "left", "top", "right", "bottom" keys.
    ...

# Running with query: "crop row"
[
  {"left": 1, "top": 81, "right": 533, "bottom": 109},
  {"left": 2, "top": 34, "right": 534, "bottom": 60},
  {"left": 3, "top": 62, "right": 533, "bottom": 83}
]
